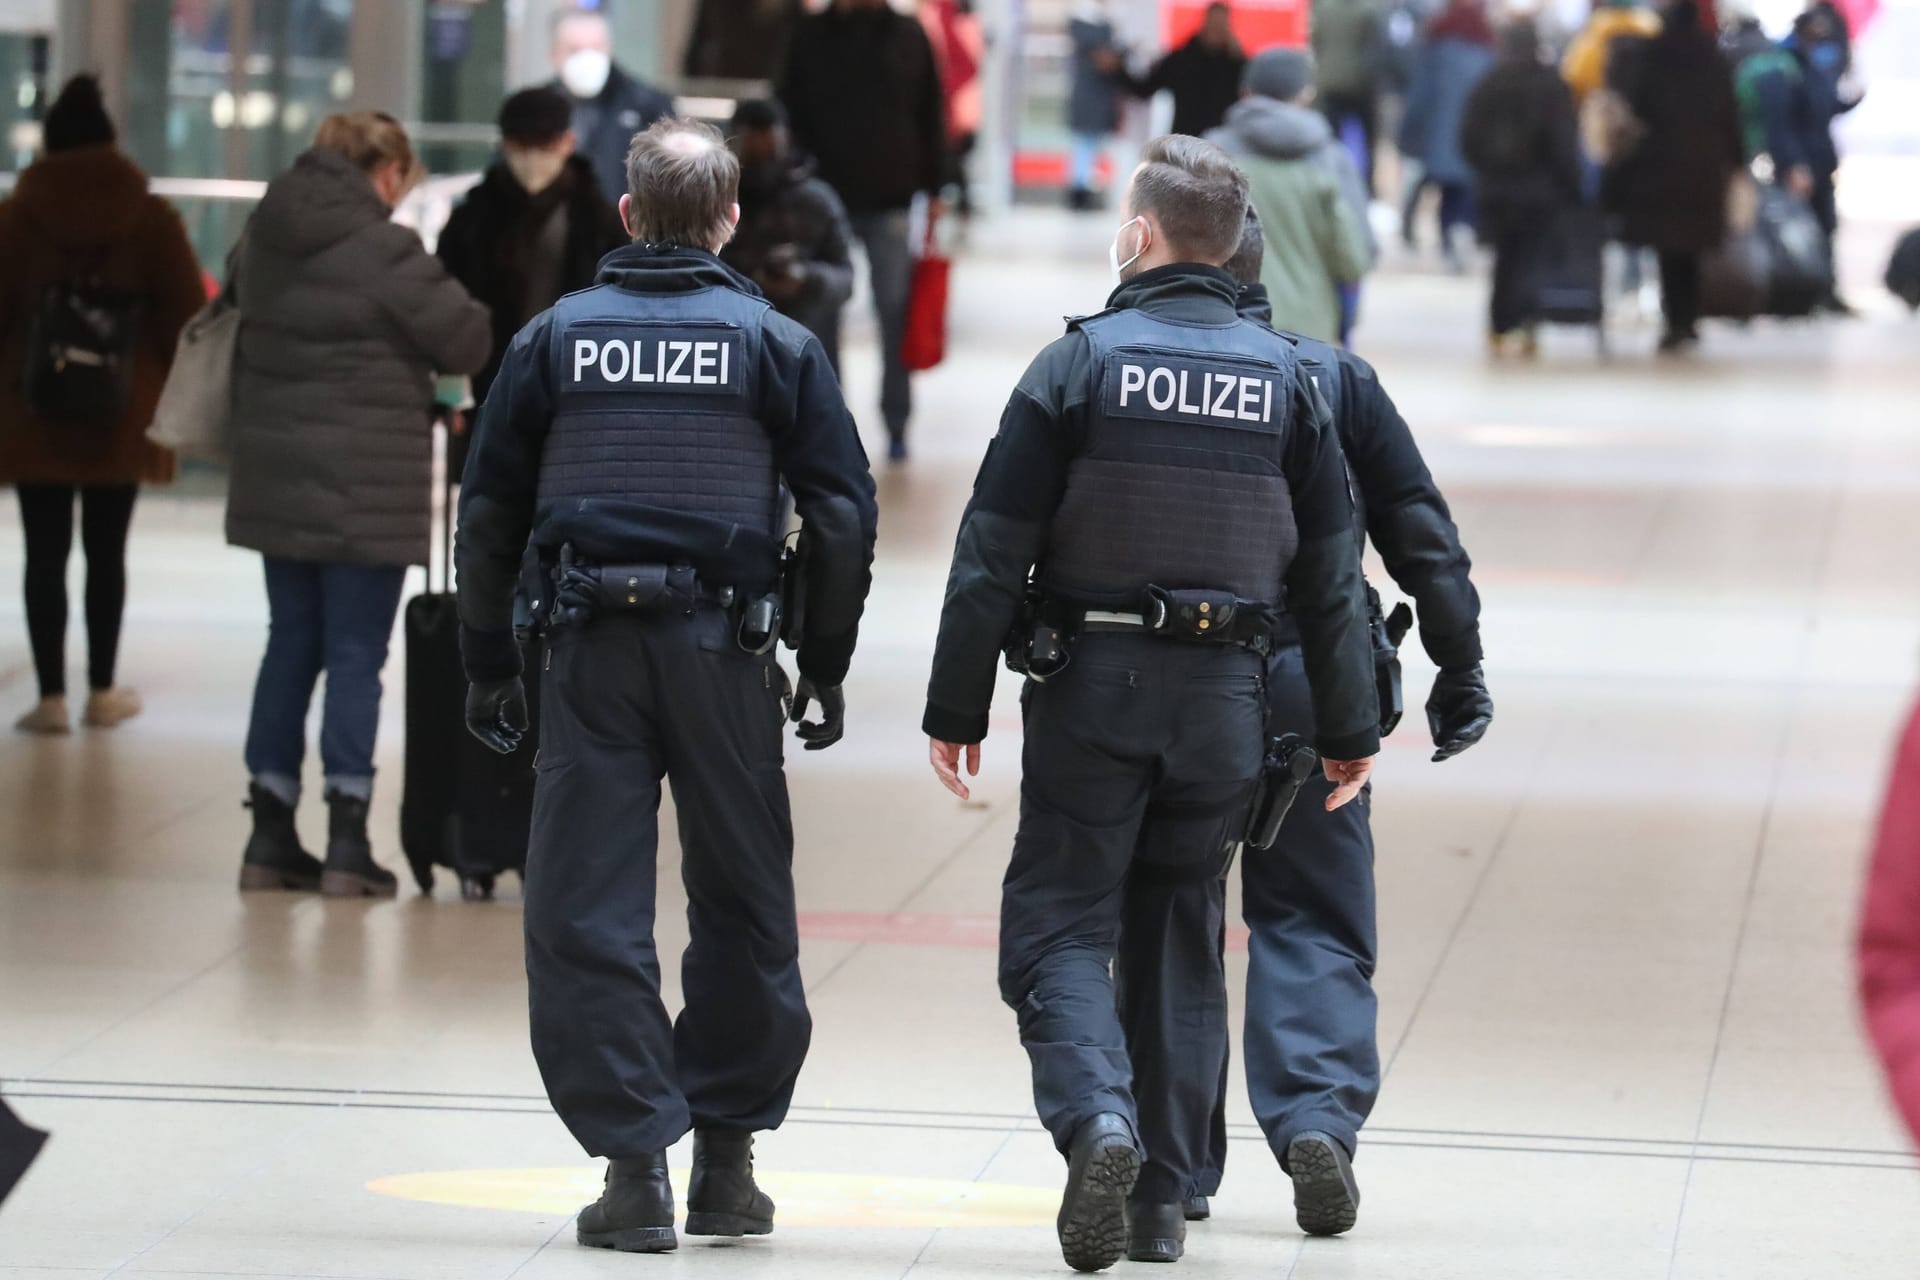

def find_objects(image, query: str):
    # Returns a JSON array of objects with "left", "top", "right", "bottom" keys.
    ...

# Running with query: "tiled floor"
[{"left": 4, "top": 206, "right": 1919, "bottom": 1279}]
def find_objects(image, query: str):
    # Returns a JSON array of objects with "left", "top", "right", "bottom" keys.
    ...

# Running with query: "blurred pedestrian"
[
  {"left": 227, "top": 113, "right": 490, "bottom": 898},
  {"left": 1782, "top": 0, "right": 1861, "bottom": 312},
  {"left": 683, "top": 0, "right": 804, "bottom": 80},
  {"left": 1601, "top": 0, "right": 1741, "bottom": 352},
  {"left": 1209, "top": 48, "right": 1373, "bottom": 343},
  {"left": 1398, "top": 0, "right": 1496, "bottom": 266},
  {"left": 1312, "top": 0, "right": 1387, "bottom": 192},
  {"left": 1067, "top": 0, "right": 1126, "bottom": 210},
  {"left": 550, "top": 8, "right": 675, "bottom": 206},
  {"left": 0, "top": 75, "right": 205, "bottom": 735},
  {"left": 1561, "top": 0, "right": 1660, "bottom": 109},
  {"left": 920, "top": 0, "right": 988, "bottom": 215},
  {"left": 437, "top": 87, "right": 626, "bottom": 411},
  {"left": 1859, "top": 695, "right": 1920, "bottom": 1149},
  {"left": 1726, "top": 7, "right": 1821, "bottom": 198},
  {"left": 1120, "top": 2, "right": 1247, "bottom": 139},
  {"left": 723, "top": 99, "right": 856, "bottom": 367},
  {"left": 1461, "top": 18, "right": 1582, "bottom": 354},
  {"left": 780, "top": 0, "right": 947, "bottom": 461}
]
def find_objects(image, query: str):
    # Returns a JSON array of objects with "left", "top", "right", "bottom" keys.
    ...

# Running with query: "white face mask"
[
  {"left": 505, "top": 146, "right": 568, "bottom": 195},
  {"left": 1109, "top": 216, "right": 1147, "bottom": 283},
  {"left": 560, "top": 48, "right": 612, "bottom": 99}
]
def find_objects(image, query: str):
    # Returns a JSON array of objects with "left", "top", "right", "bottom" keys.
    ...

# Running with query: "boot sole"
[
  {"left": 239, "top": 865, "right": 321, "bottom": 893},
  {"left": 685, "top": 1210, "right": 773, "bottom": 1238},
  {"left": 320, "top": 870, "right": 398, "bottom": 899},
  {"left": 1059, "top": 1135, "right": 1139, "bottom": 1273},
  {"left": 1287, "top": 1134, "right": 1360, "bottom": 1237},
  {"left": 1126, "top": 1236, "right": 1185, "bottom": 1264},
  {"left": 578, "top": 1225, "right": 677, "bottom": 1253}
]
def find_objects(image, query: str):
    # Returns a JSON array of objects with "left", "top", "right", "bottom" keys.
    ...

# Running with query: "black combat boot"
[
  {"left": 1126, "top": 1200, "right": 1187, "bottom": 1263},
  {"left": 1183, "top": 1195, "right": 1210, "bottom": 1221},
  {"left": 685, "top": 1128, "right": 775, "bottom": 1237},
  {"left": 319, "top": 792, "right": 398, "bottom": 899},
  {"left": 577, "top": 1153, "right": 677, "bottom": 1253},
  {"left": 238, "top": 785, "right": 322, "bottom": 892},
  {"left": 1057, "top": 1113, "right": 1140, "bottom": 1273},
  {"left": 1286, "top": 1131, "right": 1360, "bottom": 1237}
]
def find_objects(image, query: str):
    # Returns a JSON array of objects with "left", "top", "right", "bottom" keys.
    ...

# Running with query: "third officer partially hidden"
[
  {"left": 456, "top": 117, "right": 877, "bottom": 1254},
  {"left": 923, "top": 134, "right": 1381, "bottom": 1274}
]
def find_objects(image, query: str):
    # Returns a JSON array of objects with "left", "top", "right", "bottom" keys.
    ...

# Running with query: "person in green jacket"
[{"left": 1208, "top": 47, "right": 1373, "bottom": 344}]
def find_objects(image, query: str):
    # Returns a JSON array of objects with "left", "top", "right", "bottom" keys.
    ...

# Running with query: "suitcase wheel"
[{"left": 460, "top": 873, "right": 497, "bottom": 902}]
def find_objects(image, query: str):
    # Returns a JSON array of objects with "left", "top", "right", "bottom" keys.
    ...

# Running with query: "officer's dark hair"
[
  {"left": 1225, "top": 207, "right": 1264, "bottom": 286},
  {"left": 1128, "top": 134, "right": 1250, "bottom": 267},
  {"left": 623, "top": 117, "right": 740, "bottom": 249}
]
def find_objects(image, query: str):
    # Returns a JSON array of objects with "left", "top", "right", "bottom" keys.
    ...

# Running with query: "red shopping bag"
[{"left": 901, "top": 213, "right": 949, "bottom": 373}]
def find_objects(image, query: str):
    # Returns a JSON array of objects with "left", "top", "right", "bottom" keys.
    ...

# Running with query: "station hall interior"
[{"left": 4, "top": 0, "right": 1920, "bottom": 1276}]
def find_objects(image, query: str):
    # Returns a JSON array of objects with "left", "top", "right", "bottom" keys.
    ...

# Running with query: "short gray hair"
[{"left": 623, "top": 117, "right": 739, "bottom": 250}]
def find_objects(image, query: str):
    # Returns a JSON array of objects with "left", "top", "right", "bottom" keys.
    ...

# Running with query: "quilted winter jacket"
[{"left": 225, "top": 147, "right": 489, "bottom": 567}]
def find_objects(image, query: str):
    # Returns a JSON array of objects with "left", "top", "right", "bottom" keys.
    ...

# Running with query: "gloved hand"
[
  {"left": 789, "top": 675, "right": 845, "bottom": 751},
  {"left": 466, "top": 677, "right": 529, "bottom": 755},
  {"left": 1427, "top": 665, "right": 1493, "bottom": 762}
]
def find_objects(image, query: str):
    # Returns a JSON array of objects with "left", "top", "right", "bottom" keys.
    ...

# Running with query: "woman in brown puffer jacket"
[{"left": 0, "top": 76, "right": 207, "bottom": 735}]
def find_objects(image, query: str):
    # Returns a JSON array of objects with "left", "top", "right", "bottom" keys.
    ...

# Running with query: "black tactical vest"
[
  {"left": 538, "top": 282, "right": 781, "bottom": 540},
  {"left": 1043, "top": 308, "right": 1302, "bottom": 609}
]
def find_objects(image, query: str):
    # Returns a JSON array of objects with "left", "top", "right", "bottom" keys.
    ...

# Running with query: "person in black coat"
[
  {"left": 722, "top": 99, "right": 856, "bottom": 369},
  {"left": 550, "top": 9, "right": 676, "bottom": 206},
  {"left": 1121, "top": 2, "right": 1248, "bottom": 138},
  {"left": 1460, "top": 18, "right": 1582, "bottom": 351},
  {"left": 438, "top": 87, "right": 629, "bottom": 410}
]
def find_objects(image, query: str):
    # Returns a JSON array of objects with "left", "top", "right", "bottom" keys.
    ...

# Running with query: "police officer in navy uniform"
[
  {"left": 923, "top": 135, "right": 1381, "bottom": 1274},
  {"left": 456, "top": 117, "right": 877, "bottom": 1255},
  {"left": 1115, "top": 208, "right": 1493, "bottom": 1257}
]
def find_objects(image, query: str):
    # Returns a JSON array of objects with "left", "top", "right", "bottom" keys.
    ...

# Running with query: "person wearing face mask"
[
  {"left": 720, "top": 99, "right": 855, "bottom": 369},
  {"left": 438, "top": 87, "right": 628, "bottom": 417},
  {"left": 550, "top": 8, "right": 676, "bottom": 207},
  {"left": 923, "top": 134, "right": 1380, "bottom": 1273},
  {"left": 226, "top": 113, "right": 491, "bottom": 898}
]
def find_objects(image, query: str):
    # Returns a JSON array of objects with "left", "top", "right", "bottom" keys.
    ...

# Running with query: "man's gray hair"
[{"left": 623, "top": 117, "right": 739, "bottom": 250}]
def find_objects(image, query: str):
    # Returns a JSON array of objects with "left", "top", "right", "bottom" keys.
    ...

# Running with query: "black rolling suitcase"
[
  {"left": 400, "top": 422, "right": 538, "bottom": 900},
  {"left": 1534, "top": 204, "right": 1609, "bottom": 354},
  {"left": 1888, "top": 227, "right": 1920, "bottom": 312}
]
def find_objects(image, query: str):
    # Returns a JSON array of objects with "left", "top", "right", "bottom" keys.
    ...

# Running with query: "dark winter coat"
[
  {"left": 720, "top": 156, "right": 856, "bottom": 364},
  {"left": 1399, "top": 34, "right": 1497, "bottom": 185},
  {"left": 226, "top": 148, "right": 490, "bottom": 568},
  {"left": 779, "top": 6, "right": 948, "bottom": 215},
  {"left": 1727, "top": 34, "right": 1825, "bottom": 175},
  {"left": 683, "top": 0, "right": 805, "bottom": 79},
  {"left": 556, "top": 65, "right": 676, "bottom": 207},
  {"left": 436, "top": 155, "right": 628, "bottom": 404},
  {"left": 0, "top": 144, "right": 205, "bottom": 487},
  {"left": 1460, "top": 53, "right": 1582, "bottom": 240},
  {"left": 1602, "top": 21, "right": 1742, "bottom": 252},
  {"left": 1127, "top": 36, "right": 1247, "bottom": 137},
  {"left": 1067, "top": 15, "right": 1123, "bottom": 136}
]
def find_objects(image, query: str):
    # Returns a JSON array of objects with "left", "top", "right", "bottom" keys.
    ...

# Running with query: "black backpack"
[{"left": 22, "top": 259, "right": 143, "bottom": 428}]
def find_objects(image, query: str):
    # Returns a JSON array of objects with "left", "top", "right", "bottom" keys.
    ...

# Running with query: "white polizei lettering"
[
  {"left": 1147, "top": 367, "right": 1177, "bottom": 411},
  {"left": 1209, "top": 372, "right": 1236, "bottom": 418},
  {"left": 664, "top": 341, "right": 693, "bottom": 384},
  {"left": 1263, "top": 378, "right": 1273, "bottom": 424},
  {"left": 572, "top": 339, "right": 599, "bottom": 382},
  {"left": 720, "top": 342, "right": 729, "bottom": 384},
  {"left": 692, "top": 342, "right": 719, "bottom": 384},
  {"left": 1119, "top": 363, "right": 1146, "bottom": 407},
  {"left": 1176, "top": 369, "right": 1203, "bottom": 415},
  {"left": 599, "top": 338, "right": 630, "bottom": 381},
  {"left": 1237, "top": 376, "right": 1261, "bottom": 421},
  {"left": 632, "top": 339, "right": 655, "bottom": 382}
]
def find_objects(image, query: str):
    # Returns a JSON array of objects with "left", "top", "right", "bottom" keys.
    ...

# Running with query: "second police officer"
[
  {"left": 923, "top": 135, "right": 1382, "bottom": 1274},
  {"left": 1115, "top": 208, "right": 1495, "bottom": 1262},
  {"left": 456, "top": 118, "right": 878, "bottom": 1255}
]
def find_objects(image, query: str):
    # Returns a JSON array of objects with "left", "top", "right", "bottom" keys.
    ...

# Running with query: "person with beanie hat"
[
  {"left": 0, "top": 75, "right": 207, "bottom": 734},
  {"left": 1207, "top": 47, "right": 1373, "bottom": 343}
]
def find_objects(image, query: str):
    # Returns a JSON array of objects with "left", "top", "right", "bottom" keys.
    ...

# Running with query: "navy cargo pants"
[
  {"left": 525, "top": 607, "right": 810, "bottom": 1158},
  {"left": 1119, "top": 642, "right": 1380, "bottom": 1191},
  {"left": 999, "top": 633, "right": 1265, "bottom": 1205}
]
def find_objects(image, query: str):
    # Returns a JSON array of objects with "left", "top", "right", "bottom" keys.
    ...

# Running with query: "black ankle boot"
[
  {"left": 577, "top": 1153, "right": 677, "bottom": 1253},
  {"left": 239, "top": 785, "right": 321, "bottom": 892},
  {"left": 1126, "top": 1200, "right": 1187, "bottom": 1263},
  {"left": 686, "top": 1128, "right": 775, "bottom": 1237},
  {"left": 1058, "top": 1113, "right": 1140, "bottom": 1273},
  {"left": 320, "top": 793, "right": 397, "bottom": 899}
]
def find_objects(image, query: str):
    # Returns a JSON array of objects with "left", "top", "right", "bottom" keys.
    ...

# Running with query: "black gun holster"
[
  {"left": 1243, "top": 733, "right": 1320, "bottom": 852},
  {"left": 1368, "top": 586, "right": 1414, "bottom": 738}
]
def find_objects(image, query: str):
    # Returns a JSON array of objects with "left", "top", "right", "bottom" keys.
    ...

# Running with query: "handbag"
[
  {"left": 900, "top": 209, "right": 950, "bottom": 373},
  {"left": 147, "top": 292, "right": 238, "bottom": 463}
]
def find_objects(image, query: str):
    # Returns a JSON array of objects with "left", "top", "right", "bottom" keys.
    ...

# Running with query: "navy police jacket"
[{"left": 456, "top": 244, "right": 877, "bottom": 686}]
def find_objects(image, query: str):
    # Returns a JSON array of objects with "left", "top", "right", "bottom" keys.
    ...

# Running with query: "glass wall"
[{"left": 0, "top": 29, "right": 49, "bottom": 171}]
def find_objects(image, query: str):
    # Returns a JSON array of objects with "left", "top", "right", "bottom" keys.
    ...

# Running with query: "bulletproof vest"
[
  {"left": 1044, "top": 309, "right": 1301, "bottom": 609},
  {"left": 538, "top": 283, "right": 781, "bottom": 540}
]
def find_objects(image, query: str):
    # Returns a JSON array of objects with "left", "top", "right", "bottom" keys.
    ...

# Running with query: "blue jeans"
[
  {"left": 847, "top": 209, "right": 914, "bottom": 440},
  {"left": 1068, "top": 131, "right": 1106, "bottom": 192},
  {"left": 244, "top": 557, "right": 407, "bottom": 804}
]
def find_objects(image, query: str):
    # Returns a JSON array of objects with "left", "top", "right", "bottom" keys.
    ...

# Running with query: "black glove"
[
  {"left": 1427, "top": 665, "right": 1492, "bottom": 762},
  {"left": 466, "top": 677, "right": 529, "bottom": 755},
  {"left": 789, "top": 675, "right": 845, "bottom": 751}
]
